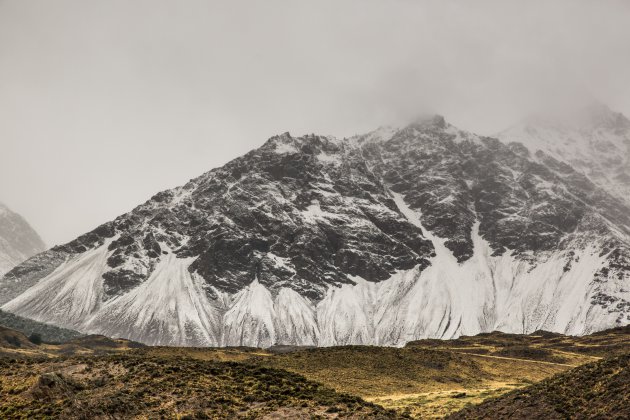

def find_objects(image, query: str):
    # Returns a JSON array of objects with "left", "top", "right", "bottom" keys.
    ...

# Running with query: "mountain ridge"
[
  {"left": 498, "top": 102, "right": 630, "bottom": 207},
  {"left": 1, "top": 111, "right": 629, "bottom": 346},
  {"left": 0, "top": 202, "right": 46, "bottom": 277}
]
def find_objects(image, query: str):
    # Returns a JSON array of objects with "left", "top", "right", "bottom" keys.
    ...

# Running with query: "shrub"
[{"left": 28, "top": 333, "right": 43, "bottom": 345}]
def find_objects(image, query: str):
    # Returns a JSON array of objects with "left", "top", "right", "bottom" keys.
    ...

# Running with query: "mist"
[{"left": 1, "top": 0, "right": 629, "bottom": 245}]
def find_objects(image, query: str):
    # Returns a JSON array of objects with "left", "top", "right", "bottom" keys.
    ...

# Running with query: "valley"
[{"left": 0, "top": 324, "right": 627, "bottom": 418}]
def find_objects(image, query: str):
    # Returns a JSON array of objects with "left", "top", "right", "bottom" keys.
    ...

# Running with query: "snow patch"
[
  {"left": 274, "top": 142, "right": 298, "bottom": 154},
  {"left": 316, "top": 151, "right": 342, "bottom": 165},
  {"left": 2, "top": 241, "right": 113, "bottom": 329}
]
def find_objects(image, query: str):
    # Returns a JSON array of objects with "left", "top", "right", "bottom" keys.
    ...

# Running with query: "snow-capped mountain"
[
  {"left": 0, "top": 203, "right": 46, "bottom": 277},
  {"left": 1, "top": 114, "right": 629, "bottom": 346},
  {"left": 498, "top": 102, "right": 630, "bottom": 206}
]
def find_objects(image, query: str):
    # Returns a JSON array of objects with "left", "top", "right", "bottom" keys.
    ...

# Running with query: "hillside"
[
  {"left": 0, "top": 325, "right": 628, "bottom": 418},
  {"left": 0, "top": 325, "right": 36, "bottom": 350},
  {"left": 407, "top": 325, "right": 630, "bottom": 362},
  {"left": 0, "top": 309, "right": 83, "bottom": 344},
  {"left": 139, "top": 326, "right": 630, "bottom": 418},
  {"left": 449, "top": 353, "right": 630, "bottom": 419},
  {"left": 0, "top": 353, "right": 400, "bottom": 419}
]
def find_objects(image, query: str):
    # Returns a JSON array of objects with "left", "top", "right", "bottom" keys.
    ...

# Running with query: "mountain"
[
  {"left": 0, "top": 202, "right": 46, "bottom": 276},
  {"left": 498, "top": 102, "right": 630, "bottom": 206},
  {"left": 1, "top": 114, "right": 629, "bottom": 346}
]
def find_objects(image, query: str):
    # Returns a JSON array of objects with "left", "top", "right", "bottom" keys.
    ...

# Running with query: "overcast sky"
[{"left": 1, "top": 0, "right": 629, "bottom": 246}]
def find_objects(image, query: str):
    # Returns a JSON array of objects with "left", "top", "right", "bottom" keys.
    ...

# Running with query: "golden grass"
[
  {"left": 0, "top": 326, "right": 627, "bottom": 418},
  {"left": 120, "top": 344, "right": 575, "bottom": 417},
  {"left": 367, "top": 382, "right": 522, "bottom": 419}
]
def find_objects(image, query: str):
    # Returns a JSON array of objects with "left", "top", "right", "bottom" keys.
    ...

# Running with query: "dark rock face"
[
  {"left": 367, "top": 118, "right": 630, "bottom": 262},
  {"left": 6, "top": 116, "right": 630, "bottom": 302},
  {"left": 26, "top": 131, "right": 437, "bottom": 302}
]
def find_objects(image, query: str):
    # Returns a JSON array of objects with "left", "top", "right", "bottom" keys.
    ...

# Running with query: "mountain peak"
[
  {"left": 518, "top": 101, "right": 630, "bottom": 133},
  {"left": 408, "top": 114, "right": 447, "bottom": 130},
  {"left": 498, "top": 102, "right": 630, "bottom": 206},
  {"left": 0, "top": 202, "right": 46, "bottom": 276}
]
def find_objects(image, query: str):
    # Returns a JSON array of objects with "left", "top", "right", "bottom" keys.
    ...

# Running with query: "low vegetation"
[
  {"left": 0, "top": 310, "right": 83, "bottom": 343},
  {"left": 0, "top": 354, "right": 401, "bottom": 419},
  {"left": 448, "top": 353, "right": 630, "bottom": 419},
  {"left": 0, "top": 324, "right": 628, "bottom": 418}
]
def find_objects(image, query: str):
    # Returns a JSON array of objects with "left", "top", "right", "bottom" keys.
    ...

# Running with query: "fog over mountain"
[
  {"left": 0, "top": 203, "right": 45, "bottom": 276},
  {"left": 1, "top": 0, "right": 629, "bottom": 246},
  {"left": 498, "top": 102, "right": 630, "bottom": 207}
]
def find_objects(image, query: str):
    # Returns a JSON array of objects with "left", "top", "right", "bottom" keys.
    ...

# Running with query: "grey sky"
[{"left": 1, "top": 0, "right": 629, "bottom": 246}]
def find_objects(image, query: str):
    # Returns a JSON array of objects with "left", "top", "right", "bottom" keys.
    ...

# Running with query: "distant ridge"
[
  {"left": 0, "top": 309, "right": 83, "bottom": 343},
  {"left": 0, "top": 202, "right": 46, "bottom": 276}
]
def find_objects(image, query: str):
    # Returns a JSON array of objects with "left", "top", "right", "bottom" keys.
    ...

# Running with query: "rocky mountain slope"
[
  {"left": 0, "top": 203, "right": 45, "bottom": 276},
  {"left": 1, "top": 113, "right": 629, "bottom": 346},
  {"left": 498, "top": 102, "right": 630, "bottom": 206}
]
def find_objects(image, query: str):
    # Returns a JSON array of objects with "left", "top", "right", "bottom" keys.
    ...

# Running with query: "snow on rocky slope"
[
  {"left": 1, "top": 114, "right": 629, "bottom": 346},
  {"left": 498, "top": 102, "right": 630, "bottom": 206},
  {"left": 0, "top": 203, "right": 46, "bottom": 276}
]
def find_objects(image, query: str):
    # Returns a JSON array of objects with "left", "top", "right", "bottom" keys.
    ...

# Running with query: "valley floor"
[{"left": 0, "top": 326, "right": 628, "bottom": 419}]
